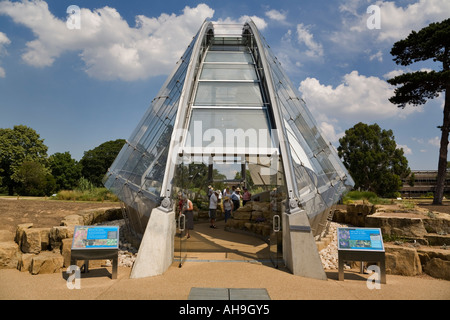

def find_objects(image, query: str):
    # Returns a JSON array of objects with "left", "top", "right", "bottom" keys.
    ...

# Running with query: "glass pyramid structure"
[{"left": 104, "top": 20, "right": 354, "bottom": 279}]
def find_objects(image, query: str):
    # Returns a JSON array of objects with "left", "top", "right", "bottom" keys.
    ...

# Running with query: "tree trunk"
[{"left": 433, "top": 85, "right": 450, "bottom": 205}]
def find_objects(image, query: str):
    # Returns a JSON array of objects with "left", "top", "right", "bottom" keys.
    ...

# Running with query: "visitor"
[
  {"left": 207, "top": 185, "right": 214, "bottom": 199},
  {"left": 177, "top": 192, "right": 184, "bottom": 215},
  {"left": 216, "top": 188, "right": 222, "bottom": 214},
  {"left": 209, "top": 190, "right": 219, "bottom": 229},
  {"left": 223, "top": 196, "right": 233, "bottom": 224},
  {"left": 242, "top": 187, "right": 251, "bottom": 206},
  {"left": 223, "top": 186, "right": 232, "bottom": 200},
  {"left": 182, "top": 194, "right": 194, "bottom": 239},
  {"left": 231, "top": 187, "right": 241, "bottom": 212}
]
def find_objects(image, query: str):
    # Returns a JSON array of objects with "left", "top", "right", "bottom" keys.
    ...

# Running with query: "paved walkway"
[{"left": 1, "top": 220, "right": 449, "bottom": 300}]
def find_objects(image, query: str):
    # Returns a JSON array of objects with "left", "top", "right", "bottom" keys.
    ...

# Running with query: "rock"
[
  {"left": 0, "top": 241, "right": 20, "bottom": 269},
  {"left": 423, "top": 258, "right": 450, "bottom": 280},
  {"left": 366, "top": 215, "right": 428, "bottom": 238},
  {"left": 21, "top": 228, "right": 50, "bottom": 254},
  {"left": 49, "top": 226, "right": 74, "bottom": 251},
  {"left": 238, "top": 202, "right": 253, "bottom": 211},
  {"left": 30, "top": 251, "right": 64, "bottom": 275},
  {"left": 17, "top": 253, "right": 34, "bottom": 272},
  {"left": 60, "top": 214, "right": 84, "bottom": 227},
  {"left": 422, "top": 215, "right": 450, "bottom": 234},
  {"left": 61, "top": 238, "right": 73, "bottom": 267},
  {"left": 385, "top": 244, "right": 422, "bottom": 276},
  {"left": 251, "top": 202, "right": 270, "bottom": 212},
  {"left": 233, "top": 211, "right": 251, "bottom": 220},
  {"left": 424, "top": 234, "right": 450, "bottom": 246},
  {"left": 14, "top": 223, "right": 33, "bottom": 247},
  {"left": 79, "top": 207, "right": 122, "bottom": 225}
]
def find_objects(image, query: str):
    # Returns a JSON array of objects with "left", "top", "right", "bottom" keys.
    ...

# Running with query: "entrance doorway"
[{"left": 173, "top": 154, "right": 285, "bottom": 268}]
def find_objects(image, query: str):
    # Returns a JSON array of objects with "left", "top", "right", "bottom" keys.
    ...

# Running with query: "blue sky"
[{"left": 0, "top": 0, "right": 448, "bottom": 170}]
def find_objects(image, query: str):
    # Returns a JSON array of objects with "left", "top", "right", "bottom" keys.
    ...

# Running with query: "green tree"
[
  {"left": 48, "top": 152, "right": 82, "bottom": 191},
  {"left": 14, "top": 161, "right": 56, "bottom": 196},
  {"left": 387, "top": 18, "right": 450, "bottom": 204},
  {"left": 80, "top": 139, "right": 125, "bottom": 186},
  {"left": 0, "top": 125, "right": 49, "bottom": 195},
  {"left": 338, "top": 122, "right": 410, "bottom": 197}
]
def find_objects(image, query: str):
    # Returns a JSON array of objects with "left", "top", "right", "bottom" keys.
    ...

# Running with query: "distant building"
[{"left": 400, "top": 170, "right": 450, "bottom": 197}]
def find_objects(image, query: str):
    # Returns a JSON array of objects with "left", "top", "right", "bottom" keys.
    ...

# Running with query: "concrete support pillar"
[
  {"left": 130, "top": 208, "right": 175, "bottom": 279},
  {"left": 283, "top": 210, "right": 327, "bottom": 280}
]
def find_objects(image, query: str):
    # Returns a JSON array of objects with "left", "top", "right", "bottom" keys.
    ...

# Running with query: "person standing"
[
  {"left": 223, "top": 196, "right": 234, "bottom": 224},
  {"left": 242, "top": 187, "right": 251, "bottom": 206},
  {"left": 231, "top": 187, "right": 241, "bottom": 212},
  {"left": 182, "top": 194, "right": 194, "bottom": 238},
  {"left": 209, "top": 190, "right": 219, "bottom": 229}
]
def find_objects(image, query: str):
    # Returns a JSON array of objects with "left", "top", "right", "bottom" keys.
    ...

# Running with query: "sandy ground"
[{"left": 0, "top": 197, "right": 120, "bottom": 233}]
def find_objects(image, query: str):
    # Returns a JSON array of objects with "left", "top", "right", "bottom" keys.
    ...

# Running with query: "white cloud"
[
  {"left": 296, "top": 23, "right": 323, "bottom": 58},
  {"left": 428, "top": 136, "right": 440, "bottom": 148},
  {"left": 319, "top": 121, "right": 344, "bottom": 143},
  {"left": 0, "top": 31, "right": 10, "bottom": 77},
  {"left": 0, "top": 1, "right": 215, "bottom": 80},
  {"left": 369, "top": 50, "right": 383, "bottom": 62},
  {"left": 299, "top": 70, "right": 423, "bottom": 122},
  {"left": 397, "top": 144, "right": 412, "bottom": 155},
  {"left": 337, "top": 0, "right": 450, "bottom": 44},
  {"left": 265, "top": 9, "right": 288, "bottom": 23}
]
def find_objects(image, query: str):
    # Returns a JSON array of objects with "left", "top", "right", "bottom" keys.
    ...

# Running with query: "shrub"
[{"left": 54, "top": 187, "right": 118, "bottom": 202}]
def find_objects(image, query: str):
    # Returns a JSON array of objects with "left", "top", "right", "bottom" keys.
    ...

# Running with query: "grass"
[
  {"left": 53, "top": 188, "right": 119, "bottom": 202},
  {"left": 342, "top": 190, "right": 390, "bottom": 205}
]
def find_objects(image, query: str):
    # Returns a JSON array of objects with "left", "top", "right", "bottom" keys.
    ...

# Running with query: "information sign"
[
  {"left": 71, "top": 226, "right": 119, "bottom": 250},
  {"left": 337, "top": 227, "right": 384, "bottom": 252}
]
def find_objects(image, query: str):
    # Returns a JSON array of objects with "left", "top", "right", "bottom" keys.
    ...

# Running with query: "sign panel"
[
  {"left": 337, "top": 227, "right": 384, "bottom": 252},
  {"left": 71, "top": 226, "right": 119, "bottom": 250}
]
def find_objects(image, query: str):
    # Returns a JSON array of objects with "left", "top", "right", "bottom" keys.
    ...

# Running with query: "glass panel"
[
  {"left": 205, "top": 51, "right": 253, "bottom": 63},
  {"left": 194, "top": 82, "right": 263, "bottom": 106},
  {"left": 200, "top": 64, "right": 258, "bottom": 81},
  {"left": 186, "top": 109, "right": 273, "bottom": 149}
]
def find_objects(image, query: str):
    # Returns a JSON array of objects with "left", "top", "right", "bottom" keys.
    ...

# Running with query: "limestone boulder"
[
  {"left": 365, "top": 215, "right": 428, "bottom": 238},
  {"left": 332, "top": 204, "right": 375, "bottom": 226},
  {"left": 233, "top": 211, "right": 251, "bottom": 220},
  {"left": 79, "top": 207, "right": 122, "bottom": 225},
  {"left": 0, "top": 241, "right": 20, "bottom": 269},
  {"left": 422, "top": 215, "right": 450, "bottom": 234},
  {"left": 17, "top": 253, "right": 34, "bottom": 272},
  {"left": 385, "top": 244, "right": 422, "bottom": 276},
  {"left": 423, "top": 258, "right": 450, "bottom": 280},
  {"left": 30, "top": 251, "right": 64, "bottom": 275},
  {"left": 49, "top": 226, "right": 74, "bottom": 251},
  {"left": 61, "top": 238, "right": 73, "bottom": 267},
  {"left": 14, "top": 223, "right": 33, "bottom": 247},
  {"left": 251, "top": 202, "right": 270, "bottom": 212},
  {"left": 21, "top": 228, "right": 50, "bottom": 254},
  {"left": 60, "top": 214, "right": 84, "bottom": 227}
]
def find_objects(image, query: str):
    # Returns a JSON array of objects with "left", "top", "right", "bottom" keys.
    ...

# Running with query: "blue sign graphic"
[{"left": 337, "top": 227, "right": 384, "bottom": 251}]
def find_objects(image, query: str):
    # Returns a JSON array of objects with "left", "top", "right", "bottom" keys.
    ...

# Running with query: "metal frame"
[{"left": 245, "top": 21, "right": 300, "bottom": 213}]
